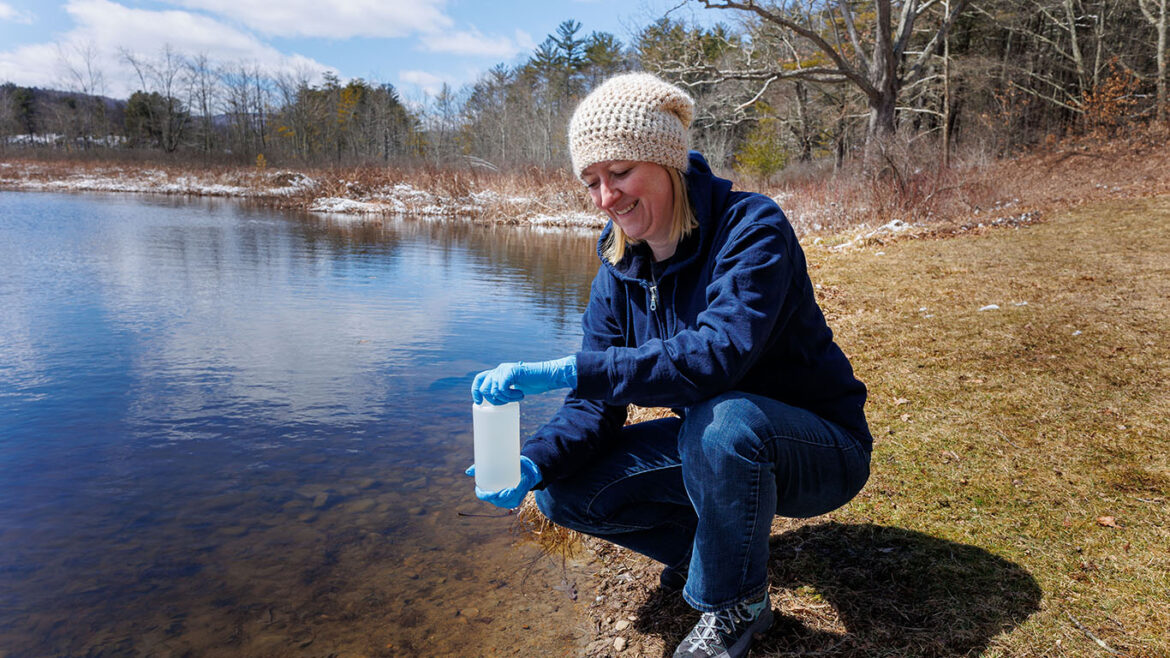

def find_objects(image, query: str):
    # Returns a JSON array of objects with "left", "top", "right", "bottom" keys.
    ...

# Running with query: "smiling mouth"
[{"left": 614, "top": 200, "right": 638, "bottom": 216}]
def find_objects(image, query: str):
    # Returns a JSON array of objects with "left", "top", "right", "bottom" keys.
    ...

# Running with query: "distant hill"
[{"left": 1, "top": 83, "right": 127, "bottom": 137}]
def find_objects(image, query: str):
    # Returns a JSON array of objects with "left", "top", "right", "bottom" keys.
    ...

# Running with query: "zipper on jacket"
[{"left": 648, "top": 283, "right": 659, "bottom": 311}]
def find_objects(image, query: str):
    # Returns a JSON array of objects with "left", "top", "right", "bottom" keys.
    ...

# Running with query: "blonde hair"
[{"left": 603, "top": 167, "right": 697, "bottom": 265}]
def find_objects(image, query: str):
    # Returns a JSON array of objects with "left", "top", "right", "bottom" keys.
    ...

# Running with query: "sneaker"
[{"left": 672, "top": 593, "right": 773, "bottom": 658}]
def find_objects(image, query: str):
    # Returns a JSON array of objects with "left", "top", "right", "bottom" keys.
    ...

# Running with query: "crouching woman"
[{"left": 469, "top": 73, "right": 872, "bottom": 658}]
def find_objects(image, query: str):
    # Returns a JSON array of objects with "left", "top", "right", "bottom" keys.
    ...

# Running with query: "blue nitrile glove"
[
  {"left": 470, "top": 356, "right": 577, "bottom": 406},
  {"left": 464, "top": 455, "right": 542, "bottom": 509}
]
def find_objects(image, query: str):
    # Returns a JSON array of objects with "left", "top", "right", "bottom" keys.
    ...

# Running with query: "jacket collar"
[{"left": 595, "top": 151, "right": 732, "bottom": 284}]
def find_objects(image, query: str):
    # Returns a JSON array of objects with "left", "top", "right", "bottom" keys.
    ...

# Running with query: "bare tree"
[
  {"left": 220, "top": 62, "right": 269, "bottom": 160},
  {"left": 1139, "top": 0, "right": 1169, "bottom": 121},
  {"left": 122, "top": 44, "right": 190, "bottom": 152},
  {"left": 185, "top": 52, "right": 220, "bottom": 156},
  {"left": 694, "top": 0, "right": 971, "bottom": 147},
  {"left": 56, "top": 40, "right": 107, "bottom": 148}
]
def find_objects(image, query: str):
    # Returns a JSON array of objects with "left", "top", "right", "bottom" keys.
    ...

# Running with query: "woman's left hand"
[
  {"left": 471, "top": 356, "right": 577, "bottom": 405},
  {"left": 465, "top": 456, "right": 543, "bottom": 509}
]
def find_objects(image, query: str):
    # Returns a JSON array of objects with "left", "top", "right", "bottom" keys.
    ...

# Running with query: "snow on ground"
[
  {"left": 825, "top": 218, "right": 919, "bottom": 251},
  {"left": 527, "top": 211, "right": 606, "bottom": 228},
  {"left": 308, "top": 197, "right": 386, "bottom": 214}
]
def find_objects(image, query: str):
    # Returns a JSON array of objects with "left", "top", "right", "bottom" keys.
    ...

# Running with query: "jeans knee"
[
  {"left": 534, "top": 484, "right": 588, "bottom": 531},
  {"left": 679, "top": 393, "right": 771, "bottom": 469}
]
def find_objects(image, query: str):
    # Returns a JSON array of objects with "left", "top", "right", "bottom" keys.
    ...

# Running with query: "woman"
[{"left": 469, "top": 73, "right": 872, "bottom": 658}]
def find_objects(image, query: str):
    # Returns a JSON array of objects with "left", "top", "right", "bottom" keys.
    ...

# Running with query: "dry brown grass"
[{"left": 763, "top": 126, "right": 1170, "bottom": 241}]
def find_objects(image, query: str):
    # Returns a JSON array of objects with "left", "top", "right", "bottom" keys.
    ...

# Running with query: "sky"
[{"left": 0, "top": 0, "right": 716, "bottom": 103}]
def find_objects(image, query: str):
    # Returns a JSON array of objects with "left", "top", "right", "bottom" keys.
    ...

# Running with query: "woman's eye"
[
  {"left": 614, "top": 169, "right": 630, "bottom": 178},
  {"left": 584, "top": 180, "right": 599, "bottom": 190}
]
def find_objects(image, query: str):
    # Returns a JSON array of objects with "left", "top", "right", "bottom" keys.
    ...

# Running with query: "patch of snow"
[
  {"left": 527, "top": 211, "right": 606, "bottom": 228},
  {"left": 309, "top": 197, "right": 383, "bottom": 214},
  {"left": 978, "top": 304, "right": 1000, "bottom": 312}
]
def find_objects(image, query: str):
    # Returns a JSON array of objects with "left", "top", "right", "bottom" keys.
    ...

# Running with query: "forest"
[{"left": 1, "top": 0, "right": 1167, "bottom": 179}]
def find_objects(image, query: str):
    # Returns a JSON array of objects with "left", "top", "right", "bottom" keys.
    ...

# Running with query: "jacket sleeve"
[
  {"left": 576, "top": 206, "right": 798, "bottom": 408},
  {"left": 521, "top": 270, "right": 629, "bottom": 483}
]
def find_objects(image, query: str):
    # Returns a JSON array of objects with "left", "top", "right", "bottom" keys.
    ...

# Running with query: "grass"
[{"left": 573, "top": 196, "right": 1170, "bottom": 657}]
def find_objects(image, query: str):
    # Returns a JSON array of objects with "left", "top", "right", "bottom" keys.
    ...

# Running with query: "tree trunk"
[
  {"left": 1159, "top": 0, "right": 1168, "bottom": 122},
  {"left": 866, "top": 0, "right": 898, "bottom": 143},
  {"left": 942, "top": 0, "right": 952, "bottom": 169}
]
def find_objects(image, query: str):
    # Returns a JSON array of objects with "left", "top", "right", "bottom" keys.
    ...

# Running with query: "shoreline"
[
  {"left": 0, "top": 158, "right": 1023, "bottom": 255},
  {"left": 0, "top": 159, "right": 609, "bottom": 231},
  {"left": 5, "top": 129, "right": 1169, "bottom": 251}
]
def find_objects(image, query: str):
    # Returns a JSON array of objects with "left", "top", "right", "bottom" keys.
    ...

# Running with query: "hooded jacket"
[{"left": 522, "top": 152, "right": 871, "bottom": 483}]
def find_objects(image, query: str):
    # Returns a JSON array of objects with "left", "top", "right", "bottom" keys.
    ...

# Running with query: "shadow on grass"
[{"left": 634, "top": 522, "right": 1041, "bottom": 657}]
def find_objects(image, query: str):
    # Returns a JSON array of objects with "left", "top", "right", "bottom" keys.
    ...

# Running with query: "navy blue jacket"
[{"left": 522, "top": 152, "right": 871, "bottom": 482}]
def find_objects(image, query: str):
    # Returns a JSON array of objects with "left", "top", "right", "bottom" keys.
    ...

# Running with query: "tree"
[
  {"left": 185, "top": 52, "right": 220, "bottom": 156},
  {"left": 736, "top": 114, "right": 789, "bottom": 182},
  {"left": 56, "top": 40, "right": 108, "bottom": 148},
  {"left": 220, "top": 62, "right": 269, "bottom": 160},
  {"left": 464, "top": 64, "right": 514, "bottom": 163},
  {"left": 10, "top": 85, "right": 37, "bottom": 136},
  {"left": 696, "top": 0, "right": 972, "bottom": 146},
  {"left": 583, "top": 32, "right": 628, "bottom": 87},
  {"left": 122, "top": 45, "right": 190, "bottom": 152},
  {"left": 124, "top": 90, "right": 188, "bottom": 150},
  {"left": 551, "top": 19, "right": 588, "bottom": 98},
  {"left": 1140, "top": 0, "right": 1169, "bottom": 121}
]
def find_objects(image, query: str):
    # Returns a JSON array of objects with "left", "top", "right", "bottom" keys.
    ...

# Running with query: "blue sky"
[{"left": 0, "top": 0, "right": 715, "bottom": 103}]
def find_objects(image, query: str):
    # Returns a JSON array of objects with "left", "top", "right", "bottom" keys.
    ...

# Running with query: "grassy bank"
[{"left": 573, "top": 196, "right": 1169, "bottom": 657}]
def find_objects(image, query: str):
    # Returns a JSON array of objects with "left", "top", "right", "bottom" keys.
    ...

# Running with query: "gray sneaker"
[{"left": 672, "top": 593, "right": 772, "bottom": 658}]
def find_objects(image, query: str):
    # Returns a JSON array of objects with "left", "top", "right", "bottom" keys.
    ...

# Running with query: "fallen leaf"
[{"left": 1096, "top": 516, "right": 1119, "bottom": 528}]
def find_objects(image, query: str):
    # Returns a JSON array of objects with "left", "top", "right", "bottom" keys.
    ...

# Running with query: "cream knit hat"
[{"left": 568, "top": 72, "right": 694, "bottom": 179}]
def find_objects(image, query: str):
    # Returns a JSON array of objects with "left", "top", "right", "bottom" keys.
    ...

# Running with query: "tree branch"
[
  {"left": 700, "top": 0, "right": 876, "bottom": 97},
  {"left": 838, "top": 0, "right": 872, "bottom": 73}
]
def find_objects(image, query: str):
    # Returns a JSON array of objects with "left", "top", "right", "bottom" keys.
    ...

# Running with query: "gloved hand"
[
  {"left": 465, "top": 455, "right": 542, "bottom": 509},
  {"left": 471, "top": 356, "right": 577, "bottom": 406}
]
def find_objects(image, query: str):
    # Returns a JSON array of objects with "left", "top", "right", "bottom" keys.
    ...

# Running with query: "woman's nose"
[{"left": 597, "top": 180, "right": 621, "bottom": 209}]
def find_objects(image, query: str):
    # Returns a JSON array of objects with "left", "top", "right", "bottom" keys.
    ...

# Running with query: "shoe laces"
[{"left": 683, "top": 600, "right": 759, "bottom": 653}]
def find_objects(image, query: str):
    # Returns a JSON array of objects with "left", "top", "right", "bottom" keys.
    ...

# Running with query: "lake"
[{"left": 0, "top": 191, "right": 601, "bottom": 655}]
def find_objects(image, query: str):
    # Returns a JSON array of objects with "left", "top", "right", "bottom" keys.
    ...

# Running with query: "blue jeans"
[{"left": 534, "top": 391, "right": 871, "bottom": 612}]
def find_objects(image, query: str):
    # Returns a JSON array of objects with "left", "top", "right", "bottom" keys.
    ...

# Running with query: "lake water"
[{"left": 0, "top": 191, "right": 601, "bottom": 656}]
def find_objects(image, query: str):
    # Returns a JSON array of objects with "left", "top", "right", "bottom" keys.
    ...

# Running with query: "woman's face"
[{"left": 581, "top": 160, "right": 675, "bottom": 250}]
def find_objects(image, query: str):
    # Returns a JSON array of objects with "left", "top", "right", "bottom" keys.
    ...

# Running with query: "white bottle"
[{"left": 472, "top": 401, "right": 520, "bottom": 491}]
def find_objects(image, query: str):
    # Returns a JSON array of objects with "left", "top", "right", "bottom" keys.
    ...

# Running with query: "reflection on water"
[{"left": 0, "top": 192, "right": 601, "bottom": 655}]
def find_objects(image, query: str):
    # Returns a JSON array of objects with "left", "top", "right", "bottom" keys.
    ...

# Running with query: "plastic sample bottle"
[{"left": 471, "top": 401, "right": 520, "bottom": 491}]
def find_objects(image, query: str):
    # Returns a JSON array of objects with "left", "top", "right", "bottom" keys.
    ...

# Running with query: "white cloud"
[
  {"left": 162, "top": 0, "right": 453, "bottom": 39},
  {"left": 0, "top": 2, "right": 33, "bottom": 22},
  {"left": 0, "top": 0, "right": 335, "bottom": 98},
  {"left": 419, "top": 27, "right": 522, "bottom": 58},
  {"left": 398, "top": 70, "right": 448, "bottom": 96},
  {"left": 512, "top": 29, "right": 537, "bottom": 53}
]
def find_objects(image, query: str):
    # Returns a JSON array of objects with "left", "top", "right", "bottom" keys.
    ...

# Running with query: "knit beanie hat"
[{"left": 568, "top": 72, "right": 694, "bottom": 179}]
